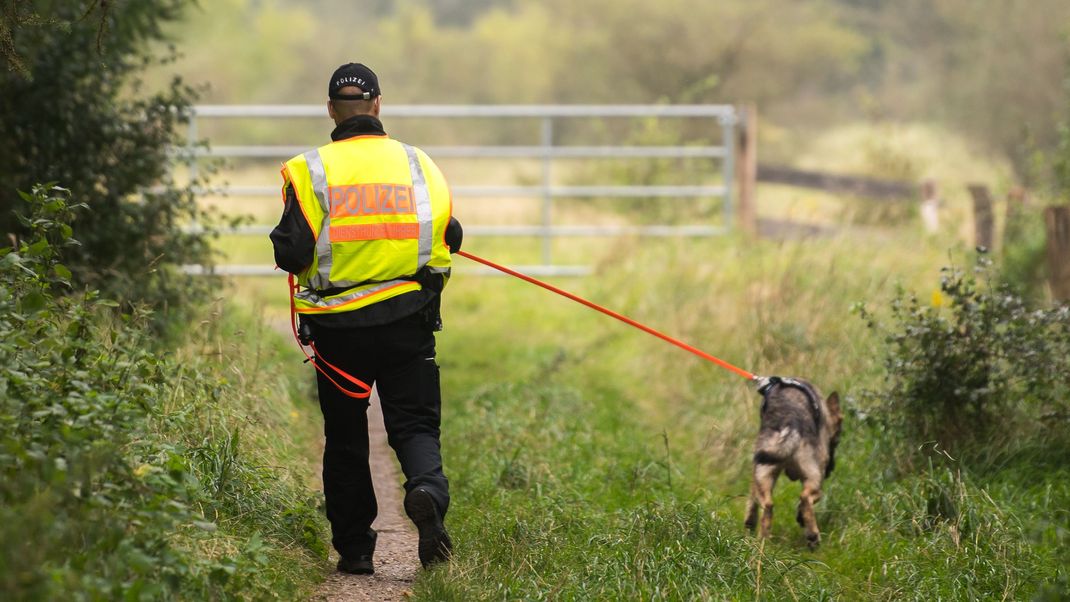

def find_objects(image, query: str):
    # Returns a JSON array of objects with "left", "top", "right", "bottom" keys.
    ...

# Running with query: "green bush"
[
  {"left": 1001, "top": 205, "right": 1049, "bottom": 301},
  {"left": 857, "top": 255, "right": 1070, "bottom": 453},
  {"left": 0, "top": 186, "right": 325, "bottom": 600},
  {"left": 0, "top": 1, "right": 219, "bottom": 317}
]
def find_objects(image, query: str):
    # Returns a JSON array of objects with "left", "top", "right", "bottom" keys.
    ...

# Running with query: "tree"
[
  {"left": 2, "top": 2, "right": 100, "bottom": 75},
  {"left": 0, "top": 0, "right": 215, "bottom": 312},
  {"left": 836, "top": 0, "right": 1070, "bottom": 183}
]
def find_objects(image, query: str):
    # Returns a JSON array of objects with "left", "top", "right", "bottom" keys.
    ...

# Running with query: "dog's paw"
[
  {"left": 743, "top": 519, "right": 756, "bottom": 533},
  {"left": 805, "top": 532, "right": 820, "bottom": 550}
]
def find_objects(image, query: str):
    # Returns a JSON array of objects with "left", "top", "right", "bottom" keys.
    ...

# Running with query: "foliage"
[
  {"left": 1051, "top": 67, "right": 1070, "bottom": 199},
  {"left": 144, "top": 0, "right": 317, "bottom": 104},
  {"left": 1, "top": 1, "right": 111, "bottom": 75},
  {"left": 1001, "top": 202, "right": 1050, "bottom": 301},
  {"left": 0, "top": 0, "right": 219, "bottom": 315},
  {"left": 149, "top": 0, "right": 1070, "bottom": 186},
  {"left": 0, "top": 186, "right": 326, "bottom": 600},
  {"left": 857, "top": 255, "right": 1070, "bottom": 452},
  {"left": 154, "top": 0, "right": 868, "bottom": 109},
  {"left": 835, "top": 0, "right": 1070, "bottom": 180}
]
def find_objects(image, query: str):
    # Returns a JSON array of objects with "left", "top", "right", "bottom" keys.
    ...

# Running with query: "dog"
[{"left": 744, "top": 377, "right": 842, "bottom": 549}]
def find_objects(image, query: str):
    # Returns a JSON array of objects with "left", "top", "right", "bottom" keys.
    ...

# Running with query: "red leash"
[
  {"left": 288, "top": 274, "right": 373, "bottom": 399},
  {"left": 457, "top": 250, "right": 757, "bottom": 381}
]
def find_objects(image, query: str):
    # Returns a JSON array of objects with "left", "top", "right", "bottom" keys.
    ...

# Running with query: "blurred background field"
[
  {"left": 4, "top": 0, "right": 1069, "bottom": 599},
  {"left": 202, "top": 117, "right": 1018, "bottom": 282},
  {"left": 155, "top": 0, "right": 1062, "bottom": 285}
]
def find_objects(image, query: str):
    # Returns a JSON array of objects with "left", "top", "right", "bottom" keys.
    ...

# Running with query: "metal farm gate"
[{"left": 185, "top": 104, "right": 739, "bottom": 276}]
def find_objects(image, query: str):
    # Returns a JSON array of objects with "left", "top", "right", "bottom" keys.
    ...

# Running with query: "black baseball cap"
[{"left": 328, "top": 63, "right": 380, "bottom": 100}]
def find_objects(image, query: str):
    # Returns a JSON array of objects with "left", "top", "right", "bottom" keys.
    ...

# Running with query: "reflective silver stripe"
[
  {"left": 305, "top": 149, "right": 333, "bottom": 289},
  {"left": 294, "top": 278, "right": 414, "bottom": 309},
  {"left": 318, "top": 277, "right": 362, "bottom": 289},
  {"left": 402, "top": 144, "right": 434, "bottom": 270}
]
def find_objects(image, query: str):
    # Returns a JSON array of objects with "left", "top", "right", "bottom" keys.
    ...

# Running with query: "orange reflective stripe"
[{"left": 329, "top": 222, "right": 420, "bottom": 241}]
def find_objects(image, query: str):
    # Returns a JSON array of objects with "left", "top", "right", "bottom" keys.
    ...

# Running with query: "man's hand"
[{"left": 446, "top": 217, "right": 463, "bottom": 253}]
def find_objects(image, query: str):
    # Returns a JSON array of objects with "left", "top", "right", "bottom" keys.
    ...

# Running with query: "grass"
[
  {"left": 134, "top": 302, "right": 332, "bottom": 598},
  {"left": 404, "top": 230, "right": 1069, "bottom": 600},
  {"left": 0, "top": 186, "right": 331, "bottom": 600},
  {"left": 137, "top": 300, "right": 334, "bottom": 598},
  {"left": 0, "top": 293, "right": 332, "bottom": 599},
  {"left": 209, "top": 119, "right": 1066, "bottom": 599}
]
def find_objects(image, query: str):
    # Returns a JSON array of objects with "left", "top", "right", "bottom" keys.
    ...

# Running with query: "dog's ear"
[{"left": 826, "top": 391, "right": 841, "bottom": 420}]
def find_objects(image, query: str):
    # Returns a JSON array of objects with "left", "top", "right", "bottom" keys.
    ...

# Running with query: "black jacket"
[{"left": 270, "top": 114, "right": 463, "bottom": 329}]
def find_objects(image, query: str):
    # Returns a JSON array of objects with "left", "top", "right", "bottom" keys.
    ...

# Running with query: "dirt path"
[{"left": 310, "top": 388, "right": 421, "bottom": 602}]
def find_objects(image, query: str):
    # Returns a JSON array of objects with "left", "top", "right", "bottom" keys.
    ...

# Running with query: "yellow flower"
[
  {"left": 290, "top": 410, "right": 300, "bottom": 420},
  {"left": 133, "top": 464, "right": 153, "bottom": 478},
  {"left": 931, "top": 289, "right": 946, "bottom": 308}
]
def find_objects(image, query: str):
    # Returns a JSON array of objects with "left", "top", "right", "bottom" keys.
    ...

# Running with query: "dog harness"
[{"left": 755, "top": 376, "right": 823, "bottom": 429}]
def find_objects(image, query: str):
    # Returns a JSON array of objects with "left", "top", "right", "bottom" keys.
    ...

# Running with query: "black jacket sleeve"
[
  {"left": 446, "top": 216, "right": 463, "bottom": 253},
  {"left": 269, "top": 184, "right": 316, "bottom": 274}
]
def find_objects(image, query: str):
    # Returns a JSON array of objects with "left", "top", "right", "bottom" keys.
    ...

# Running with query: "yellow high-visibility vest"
[{"left": 282, "top": 135, "right": 452, "bottom": 314}]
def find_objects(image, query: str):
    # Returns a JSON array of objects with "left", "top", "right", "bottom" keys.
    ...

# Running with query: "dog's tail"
[{"left": 753, "top": 427, "right": 802, "bottom": 465}]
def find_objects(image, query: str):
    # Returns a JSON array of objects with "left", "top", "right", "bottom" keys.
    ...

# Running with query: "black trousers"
[{"left": 311, "top": 313, "right": 449, "bottom": 559}]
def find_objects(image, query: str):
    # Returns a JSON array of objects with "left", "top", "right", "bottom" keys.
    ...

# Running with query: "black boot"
[
  {"left": 403, "top": 487, "right": 452, "bottom": 568},
  {"left": 336, "top": 554, "right": 374, "bottom": 575}
]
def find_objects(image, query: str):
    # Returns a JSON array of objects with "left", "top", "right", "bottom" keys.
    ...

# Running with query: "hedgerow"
[
  {"left": 1, "top": 0, "right": 218, "bottom": 317},
  {"left": 0, "top": 185, "right": 326, "bottom": 600}
]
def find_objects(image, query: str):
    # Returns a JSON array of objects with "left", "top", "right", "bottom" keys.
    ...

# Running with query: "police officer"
[{"left": 270, "top": 63, "right": 460, "bottom": 575}]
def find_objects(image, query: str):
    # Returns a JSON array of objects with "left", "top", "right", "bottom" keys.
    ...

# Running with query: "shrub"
[
  {"left": 0, "top": 1, "right": 219, "bottom": 316},
  {"left": 857, "top": 254, "right": 1070, "bottom": 453},
  {"left": 0, "top": 185, "right": 325, "bottom": 600}
]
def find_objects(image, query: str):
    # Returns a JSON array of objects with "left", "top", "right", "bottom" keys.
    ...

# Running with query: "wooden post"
[
  {"left": 968, "top": 184, "right": 995, "bottom": 251},
  {"left": 735, "top": 104, "right": 757, "bottom": 237},
  {"left": 1045, "top": 205, "right": 1070, "bottom": 302},
  {"left": 920, "top": 179, "right": 939, "bottom": 233}
]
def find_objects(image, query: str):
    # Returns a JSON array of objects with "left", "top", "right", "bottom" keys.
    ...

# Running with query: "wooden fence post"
[
  {"left": 735, "top": 104, "right": 757, "bottom": 237},
  {"left": 1045, "top": 205, "right": 1070, "bottom": 302},
  {"left": 968, "top": 184, "right": 995, "bottom": 250},
  {"left": 920, "top": 179, "right": 939, "bottom": 233}
]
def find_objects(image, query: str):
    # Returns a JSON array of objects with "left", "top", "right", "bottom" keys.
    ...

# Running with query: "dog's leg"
[
  {"left": 798, "top": 477, "right": 823, "bottom": 549},
  {"left": 744, "top": 478, "right": 759, "bottom": 532},
  {"left": 753, "top": 463, "right": 780, "bottom": 538}
]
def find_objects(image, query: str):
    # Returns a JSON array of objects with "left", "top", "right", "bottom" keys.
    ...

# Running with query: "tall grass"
[
  {"left": 414, "top": 229, "right": 1068, "bottom": 600},
  {"left": 206, "top": 118, "right": 1065, "bottom": 598},
  {"left": 0, "top": 187, "right": 328, "bottom": 600}
]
